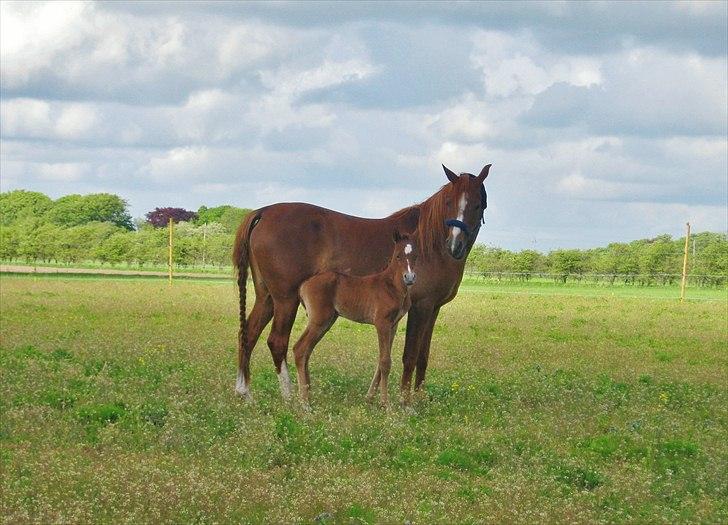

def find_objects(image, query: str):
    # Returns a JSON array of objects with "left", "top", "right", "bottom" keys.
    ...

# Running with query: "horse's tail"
[{"left": 233, "top": 210, "right": 259, "bottom": 369}]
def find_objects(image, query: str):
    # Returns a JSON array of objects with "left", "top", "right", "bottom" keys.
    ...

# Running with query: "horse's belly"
[{"left": 334, "top": 300, "right": 373, "bottom": 325}]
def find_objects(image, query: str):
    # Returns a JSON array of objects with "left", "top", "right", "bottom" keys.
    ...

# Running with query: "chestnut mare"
[
  {"left": 294, "top": 233, "right": 418, "bottom": 406},
  {"left": 233, "top": 163, "right": 490, "bottom": 404}
]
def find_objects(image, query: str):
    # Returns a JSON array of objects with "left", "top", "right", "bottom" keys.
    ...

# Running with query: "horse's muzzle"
[
  {"left": 403, "top": 272, "right": 416, "bottom": 286},
  {"left": 447, "top": 236, "right": 467, "bottom": 260}
]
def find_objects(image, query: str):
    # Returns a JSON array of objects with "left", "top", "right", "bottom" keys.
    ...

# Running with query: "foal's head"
[
  {"left": 441, "top": 164, "right": 491, "bottom": 260},
  {"left": 390, "top": 232, "right": 417, "bottom": 286}
]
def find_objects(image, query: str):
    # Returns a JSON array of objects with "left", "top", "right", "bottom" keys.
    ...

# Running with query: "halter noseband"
[{"left": 445, "top": 218, "right": 470, "bottom": 235}]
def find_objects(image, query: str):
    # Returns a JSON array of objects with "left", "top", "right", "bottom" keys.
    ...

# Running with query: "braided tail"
[{"left": 233, "top": 212, "right": 258, "bottom": 375}]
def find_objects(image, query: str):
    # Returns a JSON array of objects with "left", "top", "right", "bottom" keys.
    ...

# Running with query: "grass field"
[{"left": 1, "top": 276, "right": 726, "bottom": 524}]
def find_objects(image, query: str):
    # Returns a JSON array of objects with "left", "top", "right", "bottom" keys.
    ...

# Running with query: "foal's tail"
[{"left": 233, "top": 210, "right": 259, "bottom": 368}]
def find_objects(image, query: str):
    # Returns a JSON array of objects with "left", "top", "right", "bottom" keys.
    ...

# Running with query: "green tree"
[
  {"left": 638, "top": 235, "right": 679, "bottom": 284},
  {"left": 513, "top": 250, "right": 543, "bottom": 279},
  {"left": 15, "top": 219, "right": 62, "bottom": 263},
  {"left": 219, "top": 207, "right": 252, "bottom": 233},
  {"left": 45, "top": 194, "right": 133, "bottom": 230},
  {"left": 0, "top": 226, "right": 20, "bottom": 260},
  {"left": 692, "top": 232, "right": 728, "bottom": 285},
  {"left": 0, "top": 190, "right": 53, "bottom": 225},
  {"left": 96, "top": 231, "right": 135, "bottom": 265},
  {"left": 548, "top": 249, "right": 584, "bottom": 282}
]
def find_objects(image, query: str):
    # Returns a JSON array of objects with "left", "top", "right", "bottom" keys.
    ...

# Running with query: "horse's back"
[{"left": 246, "top": 202, "right": 407, "bottom": 299}]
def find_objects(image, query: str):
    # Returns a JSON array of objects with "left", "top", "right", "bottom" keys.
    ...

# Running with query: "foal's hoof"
[
  {"left": 400, "top": 404, "right": 416, "bottom": 415},
  {"left": 234, "top": 386, "right": 254, "bottom": 403}
]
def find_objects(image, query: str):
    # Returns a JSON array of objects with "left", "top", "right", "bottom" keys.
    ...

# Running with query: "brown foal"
[{"left": 293, "top": 233, "right": 418, "bottom": 406}]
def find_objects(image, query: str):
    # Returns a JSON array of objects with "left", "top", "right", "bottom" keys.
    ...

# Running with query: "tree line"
[
  {"left": 467, "top": 232, "right": 727, "bottom": 286},
  {"left": 0, "top": 190, "right": 250, "bottom": 269},
  {"left": 1, "top": 189, "right": 726, "bottom": 285}
]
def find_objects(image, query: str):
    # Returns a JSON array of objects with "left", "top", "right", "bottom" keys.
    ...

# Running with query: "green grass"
[{"left": 1, "top": 276, "right": 726, "bottom": 523}]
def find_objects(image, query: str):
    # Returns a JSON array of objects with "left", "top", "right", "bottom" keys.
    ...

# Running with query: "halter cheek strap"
[{"left": 445, "top": 219, "right": 470, "bottom": 235}]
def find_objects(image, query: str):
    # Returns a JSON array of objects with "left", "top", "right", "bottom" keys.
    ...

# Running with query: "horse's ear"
[
  {"left": 442, "top": 164, "right": 458, "bottom": 183},
  {"left": 392, "top": 230, "right": 403, "bottom": 243},
  {"left": 476, "top": 164, "right": 492, "bottom": 183}
]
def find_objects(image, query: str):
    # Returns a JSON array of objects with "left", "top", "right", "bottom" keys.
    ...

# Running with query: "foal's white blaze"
[
  {"left": 278, "top": 361, "right": 293, "bottom": 399},
  {"left": 451, "top": 193, "right": 467, "bottom": 240},
  {"left": 404, "top": 243, "right": 413, "bottom": 255}
]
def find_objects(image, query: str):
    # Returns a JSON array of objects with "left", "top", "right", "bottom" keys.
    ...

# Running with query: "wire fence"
[{"left": 462, "top": 272, "right": 728, "bottom": 287}]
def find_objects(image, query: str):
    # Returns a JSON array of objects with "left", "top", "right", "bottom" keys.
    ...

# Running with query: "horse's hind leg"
[
  {"left": 267, "top": 298, "right": 299, "bottom": 400},
  {"left": 236, "top": 292, "right": 273, "bottom": 399}
]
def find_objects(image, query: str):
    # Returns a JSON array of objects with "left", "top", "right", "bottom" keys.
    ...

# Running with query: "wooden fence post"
[
  {"left": 168, "top": 217, "right": 173, "bottom": 286},
  {"left": 680, "top": 222, "right": 690, "bottom": 302}
]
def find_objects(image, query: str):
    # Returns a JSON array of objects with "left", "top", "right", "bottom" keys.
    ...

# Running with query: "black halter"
[
  {"left": 444, "top": 177, "right": 488, "bottom": 235},
  {"left": 445, "top": 218, "right": 470, "bottom": 235}
]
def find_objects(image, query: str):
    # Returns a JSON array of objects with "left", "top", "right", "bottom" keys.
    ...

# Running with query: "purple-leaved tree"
[{"left": 145, "top": 207, "right": 197, "bottom": 228}]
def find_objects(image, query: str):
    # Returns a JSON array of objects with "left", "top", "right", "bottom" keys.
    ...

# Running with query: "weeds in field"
[{"left": 0, "top": 277, "right": 726, "bottom": 523}]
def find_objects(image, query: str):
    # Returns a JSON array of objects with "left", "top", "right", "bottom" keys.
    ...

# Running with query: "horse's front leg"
[
  {"left": 401, "top": 304, "right": 435, "bottom": 405},
  {"left": 414, "top": 306, "right": 440, "bottom": 392},
  {"left": 366, "top": 366, "right": 381, "bottom": 402}
]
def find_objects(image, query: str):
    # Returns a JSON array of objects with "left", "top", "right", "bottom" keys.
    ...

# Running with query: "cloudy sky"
[{"left": 1, "top": 1, "right": 726, "bottom": 250}]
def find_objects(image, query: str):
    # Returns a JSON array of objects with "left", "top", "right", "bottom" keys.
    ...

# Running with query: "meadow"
[{"left": 1, "top": 275, "right": 726, "bottom": 524}]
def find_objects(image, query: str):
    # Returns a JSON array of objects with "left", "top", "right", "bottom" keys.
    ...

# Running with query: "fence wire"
[{"left": 463, "top": 272, "right": 727, "bottom": 287}]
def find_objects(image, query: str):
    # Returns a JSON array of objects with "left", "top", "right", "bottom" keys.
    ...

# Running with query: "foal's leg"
[
  {"left": 236, "top": 292, "right": 273, "bottom": 400},
  {"left": 366, "top": 367, "right": 381, "bottom": 401},
  {"left": 293, "top": 316, "right": 334, "bottom": 405},
  {"left": 267, "top": 298, "right": 299, "bottom": 400},
  {"left": 375, "top": 322, "right": 395, "bottom": 406},
  {"left": 367, "top": 320, "right": 399, "bottom": 401}
]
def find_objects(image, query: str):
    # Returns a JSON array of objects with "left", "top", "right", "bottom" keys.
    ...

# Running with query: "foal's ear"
[
  {"left": 392, "top": 230, "right": 403, "bottom": 243},
  {"left": 442, "top": 164, "right": 458, "bottom": 183},
  {"left": 476, "top": 164, "right": 492, "bottom": 183}
]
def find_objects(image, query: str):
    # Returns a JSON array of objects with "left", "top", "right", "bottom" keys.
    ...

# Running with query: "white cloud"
[
  {"left": 0, "top": 2, "right": 725, "bottom": 250},
  {"left": 37, "top": 162, "right": 88, "bottom": 182},
  {"left": 470, "top": 30, "right": 602, "bottom": 98},
  {"left": 142, "top": 146, "right": 211, "bottom": 183},
  {"left": 0, "top": 98, "right": 53, "bottom": 137},
  {"left": 54, "top": 105, "right": 97, "bottom": 139},
  {"left": 0, "top": 1, "right": 90, "bottom": 88}
]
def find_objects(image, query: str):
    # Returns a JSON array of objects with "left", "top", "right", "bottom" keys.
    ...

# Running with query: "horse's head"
[
  {"left": 441, "top": 163, "right": 490, "bottom": 260},
  {"left": 391, "top": 231, "right": 418, "bottom": 286}
]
